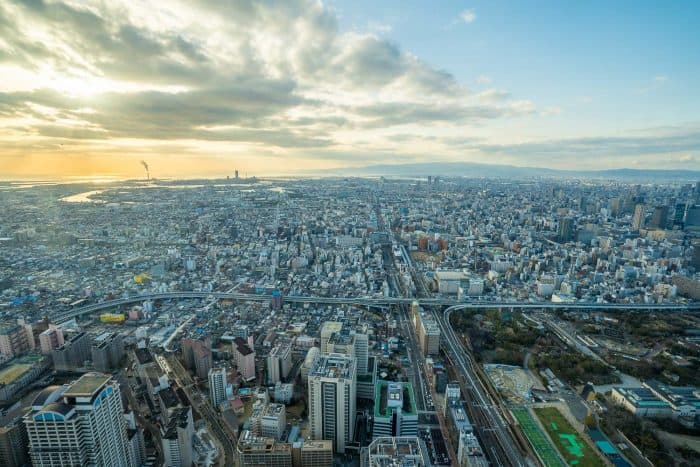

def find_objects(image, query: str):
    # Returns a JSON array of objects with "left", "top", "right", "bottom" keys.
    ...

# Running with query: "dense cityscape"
[{"left": 0, "top": 176, "right": 698, "bottom": 466}]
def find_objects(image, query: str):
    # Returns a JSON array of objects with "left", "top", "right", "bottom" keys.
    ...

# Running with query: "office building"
[
  {"left": 673, "top": 202, "right": 687, "bottom": 227},
  {"left": 458, "top": 430, "right": 489, "bottom": 466},
  {"left": 415, "top": 313, "right": 440, "bottom": 356},
  {"left": 250, "top": 402, "right": 287, "bottom": 440},
  {"left": 557, "top": 216, "right": 574, "bottom": 242},
  {"left": 373, "top": 381, "right": 418, "bottom": 439},
  {"left": 274, "top": 382, "right": 294, "bottom": 404},
  {"left": 39, "top": 325, "right": 64, "bottom": 354},
  {"left": 686, "top": 205, "right": 700, "bottom": 230},
  {"left": 237, "top": 430, "right": 293, "bottom": 467},
  {"left": 319, "top": 322, "right": 343, "bottom": 355},
  {"left": 267, "top": 341, "right": 292, "bottom": 384},
  {"left": 632, "top": 204, "right": 645, "bottom": 230},
  {"left": 308, "top": 353, "right": 356, "bottom": 453},
  {"left": 649, "top": 206, "right": 669, "bottom": 229},
  {"left": 91, "top": 332, "right": 124, "bottom": 372},
  {"left": 161, "top": 407, "right": 194, "bottom": 467},
  {"left": 361, "top": 436, "right": 431, "bottom": 467},
  {"left": 208, "top": 367, "right": 227, "bottom": 408},
  {"left": 292, "top": 439, "right": 333, "bottom": 467},
  {"left": 51, "top": 331, "right": 90, "bottom": 372},
  {"left": 25, "top": 373, "right": 134, "bottom": 466},
  {"left": 300, "top": 347, "right": 320, "bottom": 383}
]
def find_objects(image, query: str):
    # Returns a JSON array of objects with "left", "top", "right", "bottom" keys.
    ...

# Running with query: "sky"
[{"left": 0, "top": 0, "right": 699, "bottom": 179}]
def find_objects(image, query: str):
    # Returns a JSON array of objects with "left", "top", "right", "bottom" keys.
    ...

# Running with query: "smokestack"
[{"left": 140, "top": 160, "right": 150, "bottom": 181}]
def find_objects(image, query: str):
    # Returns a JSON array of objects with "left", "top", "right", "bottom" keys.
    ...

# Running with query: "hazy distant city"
[{"left": 0, "top": 174, "right": 698, "bottom": 467}]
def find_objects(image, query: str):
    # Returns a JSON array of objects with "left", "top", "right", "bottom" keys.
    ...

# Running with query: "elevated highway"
[{"left": 53, "top": 291, "right": 698, "bottom": 323}]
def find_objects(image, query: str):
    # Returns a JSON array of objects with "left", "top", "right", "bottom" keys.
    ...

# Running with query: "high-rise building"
[
  {"left": 0, "top": 407, "right": 30, "bottom": 467},
  {"left": 124, "top": 412, "right": 146, "bottom": 467},
  {"left": 234, "top": 337, "right": 256, "bottom": 381},
  {"left": 685, "top": 205, "right": 700, "bottom": 230},
  {"left": 208, "top": 367, "right": 227, "bottom": 408},
  {"left": 267, "top": 341, "right": 292, "bottom": 384},
  {"left": 51, "top": 331, "right": 90, "bottom": 372},
  {"left": 300, "top": 347, "right": 321, "bottom": 383},
  {"left": 181, "top": 336, "right": 212, "bottom": 379},
  {"left": 25, "top": 373, "right": 134, "bottom": 466},
  {"left": 361, "top": 437, "right": 431, "bottom": 467},
  {"left": 39, "top": 325, "right": 64, "bottom": 354},
  {"left": 308, "top": 353, "right": 357, "bottom": 453},
  {"left": 91, "top": 332, "right": 124, "bottom": 372},
  {"left": 0, "top": 323, "right": 33, "bottom": 359},
  {"left": 416, "top": 314, "right": 440, "bottom": 356},
  {"left": 373, "top": 381, "right": 418, "bottom": 439},
  {"left": 649, "top": 206, "right": 669, "bottom": 229},
  {"left": 632, "top": 204, "right": 646, "bottom": 231},
  {"left": 319, "top": 322, "right": 343, "bottom": 355},
  {"left": 161, "top": 407, "right": 194, "bottom": 467},
  {"left": 608, "top": 197, "right": 621, "bottom": 217},
  {"left": 250, "top": 402, "right": 286, "bottom": 440},
  {"left": 557, "top": 216, "right": 574, "bottom": 242},
  {"left": 673, "top": 202, "right": 687, "bottom": 227}
]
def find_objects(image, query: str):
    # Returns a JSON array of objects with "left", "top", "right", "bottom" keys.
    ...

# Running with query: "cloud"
[
  {"left": 635, "top": 75, "right": 670, "bottom": 94},
  {"left": 4, "top": 0, "right": 687, "bottom": 174},
  {"left": 460, "top": 9, "right": 476, "bottom": 24},
  {"left": 472, "top": 126, "right": 700, "bottom": 162}
]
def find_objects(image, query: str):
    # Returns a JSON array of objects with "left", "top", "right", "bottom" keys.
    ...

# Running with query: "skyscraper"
[
  {"left": 208, "top": 367, "right": 227, "bottom": 408},
  {"left": 557, "top": 216, "right": 574, "bottom": 242},
  {"left": 308, "top": 353, "right": 356, "bottom": 453},
  {"left": 649, "top": 206, "right": 669, "bottom": 229},
  {"left": 25, "top": 373, "right": 134, "bottom": 466},
  {"left": 632, "top": 204, "right": 646, "bottom": 231}
]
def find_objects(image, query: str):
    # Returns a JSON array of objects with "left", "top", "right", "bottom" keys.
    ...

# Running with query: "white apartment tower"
[
  {"left": 208, "top": 367, "right": 227, "bottom": 408},
  {"left": 308, "top": 353, "right": 357, "bottom": 453},
  {"left": 266, "top": 342, "right": 292, "bottom": 384},
  {"left": 24, "top": 373, "right": 134, "bottom": 467}
]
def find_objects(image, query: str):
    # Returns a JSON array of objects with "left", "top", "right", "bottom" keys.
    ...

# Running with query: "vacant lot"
[{"left": 534, "top": 407, "right": 605, "bottom": 467}]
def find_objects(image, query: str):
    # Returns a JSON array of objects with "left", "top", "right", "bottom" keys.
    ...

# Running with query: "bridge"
[{"left": 53, "top": 291, "right": 698, "bottom": 323}]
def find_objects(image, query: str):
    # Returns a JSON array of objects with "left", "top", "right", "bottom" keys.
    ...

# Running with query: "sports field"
[
  {"left": 511, "top": 407, "right": 565, "bottom": 467},
  {"left": 533, "top": 407, "right": 605, "bottom": 467}
]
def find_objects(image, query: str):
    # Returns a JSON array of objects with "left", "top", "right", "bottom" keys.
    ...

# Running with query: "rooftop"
[
  {"left": 309, "top": 353, "right": 355, "bottom": 380},
  {"left": 64, "top": 373, "right": 111, "bottom": 398},
  {"left": 366, "top": 436, "right": 430, "bottom": 467},
  {"left": 375, "top": 381, "right": 417, "bottom": 418}
]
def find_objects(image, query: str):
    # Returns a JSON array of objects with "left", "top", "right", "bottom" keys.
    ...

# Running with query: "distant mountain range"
[{"left": 317, "top": 162, "right": 699, "bottom": 181}]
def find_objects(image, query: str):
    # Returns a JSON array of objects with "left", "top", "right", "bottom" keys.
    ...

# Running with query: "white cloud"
[{"left": 460, "top": 9, "right": 476, "bottom": 24}]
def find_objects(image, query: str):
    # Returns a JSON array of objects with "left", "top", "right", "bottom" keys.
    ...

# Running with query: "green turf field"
[
  {"left": 511, "top": 407, "right": 565, "bottom": 467},
  {"left": 533, "top": 407, "right": 605, "bottom": 467}
]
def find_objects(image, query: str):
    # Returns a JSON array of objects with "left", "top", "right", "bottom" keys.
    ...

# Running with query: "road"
[{"left": 53, "top": 292, "right": 697, "bottom": 323}]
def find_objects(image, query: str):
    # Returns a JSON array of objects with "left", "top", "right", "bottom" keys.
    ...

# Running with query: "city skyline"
[{"left": 1, "top": 0, "right": 699, "bottom": 179}]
